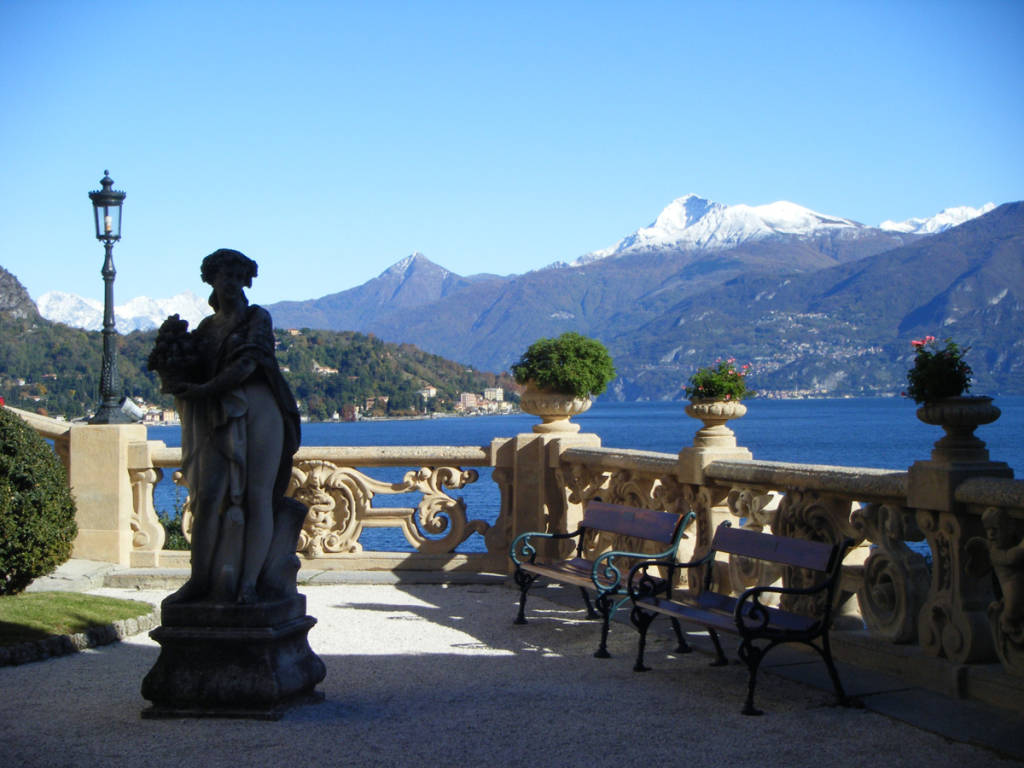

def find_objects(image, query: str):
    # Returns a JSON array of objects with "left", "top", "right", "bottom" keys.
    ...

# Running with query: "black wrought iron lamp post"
[{"left": 88, "top": 170, "right": 133, "bottom": 424}]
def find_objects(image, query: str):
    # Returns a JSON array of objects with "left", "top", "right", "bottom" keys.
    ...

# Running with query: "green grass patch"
[{"left": 0, "top": 592, "right": 154, "bottom": 646}]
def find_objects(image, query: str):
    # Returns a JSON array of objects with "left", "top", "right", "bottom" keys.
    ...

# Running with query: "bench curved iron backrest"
[
  {"left": 704, "top": 524, "right": 842, "bottom": 586},
  {"left": 579, "top": 501, "right": 687, "bottom": 551}
]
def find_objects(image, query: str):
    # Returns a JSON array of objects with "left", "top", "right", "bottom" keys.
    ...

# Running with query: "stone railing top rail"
[
  {"left": 3, "top": 405, "right": 71, "bottom": 439},
  {"left": 956, "top": 475, "right": 1024, "bottom": 510},
  {"left": 705, "top": 459, "right": 908, "bottom": 500},
  {"left": 144, "top": 441, "right": 496, "bottom": 468},
  {"left": 559, "top": 445, "right": 910, "bottom": 500},
  {"left": 559, "top": 445, "right": 678, "bottom": 474}
]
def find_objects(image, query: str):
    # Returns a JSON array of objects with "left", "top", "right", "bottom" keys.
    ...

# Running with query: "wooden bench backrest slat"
[
  {"left": 582, "top": 502, "right": 684, "bottom": 545},
  {"left": 712, "top": 525, "right": 836, "bottom": 572}
]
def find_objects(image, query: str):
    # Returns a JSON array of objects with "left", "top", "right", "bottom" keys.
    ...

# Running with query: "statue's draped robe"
[{"left": 178, "top": 305, "right": 300, "bottom": 601}]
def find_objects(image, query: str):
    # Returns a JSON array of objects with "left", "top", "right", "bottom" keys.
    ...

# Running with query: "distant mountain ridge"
[
  {"left": 0, "top": 266, "right": 39, "bottom": 321},
  {"left": 260, "top": 196, "right": 1022, "bottom": 398},
  {"left": 564, "top": 195, "right": 995, "bottom": 267},
  {"left": 608, "top": 201, "right": 1024, "bottom": 398},
  {"left": 24, "top": 195, "right": 1018, "bottom": 399},
  {"left": 267, "top": 252, "right": 509, "bottom": 332},
  {"left": 34, "top": 197, "right": 992, "bottom": 335},
  {"left": 880, "top": 203, "right": 996, "bottom": 234},
  {"left": 579, "top": 194, "right": 865, "bottom": 263},
  {"left": 36, "top": 290, "right": 211, "bottom": 332}
]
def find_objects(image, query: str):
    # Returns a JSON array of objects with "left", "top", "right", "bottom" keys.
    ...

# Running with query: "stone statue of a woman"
[{"left": 149, "top": 249, "right": 305, "bottom": 605}]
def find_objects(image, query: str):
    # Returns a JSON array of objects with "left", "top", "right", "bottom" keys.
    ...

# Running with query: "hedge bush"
[
  {"left": 0, "top": 409, "right": 77, "bottom": 595},
  {"left": 511, "top": 332, "right": 616, "bottom": 398}
]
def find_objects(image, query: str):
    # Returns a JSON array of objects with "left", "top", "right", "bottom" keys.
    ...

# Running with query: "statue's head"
[
  {"left": 201, "top": 249, "right": 258, "bottom": 287},
  {"left": 982, "top": 506, "right": 1014, "bottom": 548}
]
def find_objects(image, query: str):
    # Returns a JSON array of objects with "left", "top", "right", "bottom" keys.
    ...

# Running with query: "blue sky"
[{"left": 2, "top": 1, "right": 1022, "bottom": 307}]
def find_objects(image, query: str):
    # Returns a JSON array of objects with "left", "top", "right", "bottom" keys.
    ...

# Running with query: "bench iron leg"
[
  {"left": 513, "top": 567, "right": 537, "bottom": 625},
  {"left": 629, "top": 606, "right": 656, "bottom": 672},
  {"left": 579, "top": 587, "right": 600, "bottom": 620},
  {"left": 737, "top": 639, "right": 765, "bottom": 716},
  {"left": 594, "top": 593, "right": 613, "bottom": 658},
  {"left": 670, "top": 618, "right": 692, "bottom": 654},
  {"left": 707, "top": 628, "right": 728, "bottom": 667},
  {"left": 820, "top": 633, "right": 852, "bottom": 708}
]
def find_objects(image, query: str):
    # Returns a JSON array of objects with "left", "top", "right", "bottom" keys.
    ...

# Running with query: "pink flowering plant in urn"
[
  {"left": 684, "top": 358, "right": 753, "bottom": 402},
  {"left": 904, "top": 335, "right": 1004, "bottom": 465},
  {"left": 905, "top": 336, "right": 972, "bottom": 404}
]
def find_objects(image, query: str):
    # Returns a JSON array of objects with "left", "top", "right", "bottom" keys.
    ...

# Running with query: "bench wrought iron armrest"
[
  {"left": 510, "top": 528, "right": 583, "bottom": 566},
  {"left": 625, "top": 512, "right": 702, "bottom": 599},
  {"left": 733, "top": 577, "right": 836, "bottom": 634},
  {"left": 627, "top": 548, "right": 710, "bottom": 600},
  {"left": 627, "top": 558, "right": 673, "bottom": 600},
  {"left": 733, "top": 537, "right": 853, "bottom": 634},
  {"left": 590, "top": 543, "right": 674, "bottom": 597}
]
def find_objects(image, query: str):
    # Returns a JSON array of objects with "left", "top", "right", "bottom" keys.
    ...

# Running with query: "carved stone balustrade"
[
  {"left": 8, "top": 403, "right": 1024, "bottom": 696},
  {"left": 137, "top": 441, "right": 509, "bottom": 573}
]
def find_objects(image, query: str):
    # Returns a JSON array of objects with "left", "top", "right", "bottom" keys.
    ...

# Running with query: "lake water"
[{"left": 148, "top": 396, "right": 1023, "bottom": 553}]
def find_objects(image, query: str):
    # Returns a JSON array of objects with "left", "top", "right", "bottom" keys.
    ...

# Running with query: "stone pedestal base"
[{"left": 141, "top": 595, "right": 326, "bottom": 720}]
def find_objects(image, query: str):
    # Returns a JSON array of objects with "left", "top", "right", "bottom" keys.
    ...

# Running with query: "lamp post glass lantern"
[{"left": 88, "top": 170, "right": 134, "bottom": 424}]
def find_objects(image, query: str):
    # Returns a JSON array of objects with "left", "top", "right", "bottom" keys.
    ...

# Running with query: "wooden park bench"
[
  {"left": 628, "top": 521, "right": 853, "bottom": 715},
  {"left": 510, "top": 501, "right": 694, "bottom": 658}
]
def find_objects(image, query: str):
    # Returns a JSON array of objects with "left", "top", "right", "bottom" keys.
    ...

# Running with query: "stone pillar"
[
  {"left": 676, "top": 402, "right": 752, "bottom": 590},
  {"left": 502, "top": 431, "right": 601, "bottom": 566},
  {"left": 908, "top": 397, "right": 1013, "bottom": 663},
  {"left": 677, "top": 401, "right": 752, "bottom": 486},
  {"left": 67, "top": 423, "right": 148, "bottom": 565}
]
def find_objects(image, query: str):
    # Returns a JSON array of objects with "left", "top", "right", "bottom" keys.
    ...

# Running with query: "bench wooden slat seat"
[
  {"left": 510, "top": 501, "right": 694, "bottom": 658},
  {"left": 629, "top": 521, "right": 853, "bottom": 715}
]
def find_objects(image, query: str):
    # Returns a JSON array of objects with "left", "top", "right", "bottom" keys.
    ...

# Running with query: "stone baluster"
[
  {"left": 916, "top": 508, "right": 995, "bottom": 663},
  {"left": 484, "top": 437, "right": 516, "bottom": 558},
  {"left": 851, "top": 502, "right": 930, "bottom": 643},
  {"left": 909, "top": 396, "right": 1013, "bottom": 663},
  {"left": 127, "top": 440, "right": 167, "bottom": 567}
]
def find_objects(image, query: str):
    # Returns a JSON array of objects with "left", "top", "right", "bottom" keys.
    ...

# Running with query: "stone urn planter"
[
  {"left": 915, "top": 395, "right": 1001, "bottom": 463},
  {"left": 685, "top": 398, "right": 747, "bottom": 448},
  {"left": 518, "top": 383, "right": 593, "bottom": 434}
]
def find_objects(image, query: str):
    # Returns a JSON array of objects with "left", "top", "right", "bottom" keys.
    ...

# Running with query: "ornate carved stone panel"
[
  {"left": 773, "top": 490, "right": 862, "bottom": 617},
  {"left": 916, "top": 508, "right": 996, "bottom": 663},
  {"left": 286, "top": 460, "right": 484, "bottom": 556},
  {"left": 726, "top": 488, "right": 782, "bottom": 593},
  {"left": 851, "top": 502, "right": 930, "bottom": 643}
]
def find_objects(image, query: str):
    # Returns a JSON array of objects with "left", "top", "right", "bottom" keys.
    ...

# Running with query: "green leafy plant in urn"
[{"left": 512, "top": 332, "right": 615, "bottom": 433}]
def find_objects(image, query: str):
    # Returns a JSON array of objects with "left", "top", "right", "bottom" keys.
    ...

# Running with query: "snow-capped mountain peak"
[
  {"left": 584, "top": 194, "right": 861, "bottom": 262},
  {"left": 879, "top": 203, "right": 996, "bottom": 234},
  {"left": 37, "top": 290, "right": 212, "bottom": 332},
  {"left": 572, "top": 194, "right": 998, "bottom": 267}
]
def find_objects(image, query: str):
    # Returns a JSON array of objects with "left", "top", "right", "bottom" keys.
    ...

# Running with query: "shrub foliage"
[
  {"left": 511, "top": 332, "right": 616, "bottom": 398},
  {"left": 0, "top": 409, "right": 77, "bottom": 595}
]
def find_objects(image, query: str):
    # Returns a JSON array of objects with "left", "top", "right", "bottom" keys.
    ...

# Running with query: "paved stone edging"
[{"left": 0, "top": 611, "right": 159, "bottom": 667}]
